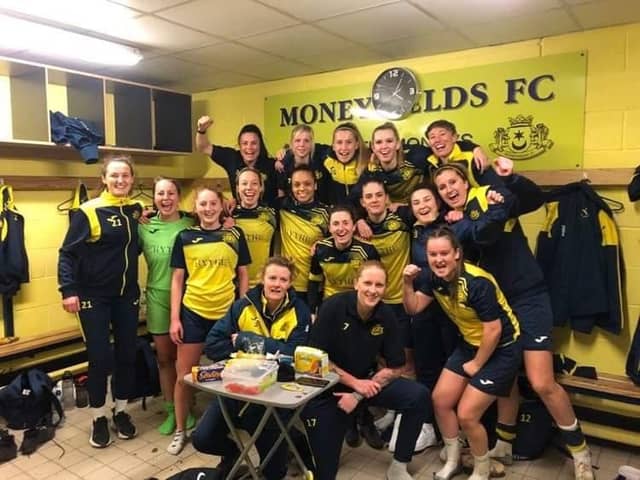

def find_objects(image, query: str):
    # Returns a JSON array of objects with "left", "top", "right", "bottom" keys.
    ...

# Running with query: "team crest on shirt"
[
  {"left": 132, "top": 210, "right": 140, "bottom": 220},
  {"left": 258, "top": 211, "right": 271, "bottom": 222},
  {"left": 399, "top": 166, "right": 413, "bottom": 180},
  {"left": 349, "top": 257, "right": 363, "bottom": 271},
  {"left": 370, "top": 325, "right": 384, "bottom": 336},
  {"left": 222, "top": 232, "right": 237, "bottom": 245},
  {"left": 383, "top": 218, "right": 402, "bottom": 231},
  {"left": 309, "top": 213, "right": 325, "bottom": 226},
  {"left": 469, "top": 209, "right": 480, "bottom": 220}
]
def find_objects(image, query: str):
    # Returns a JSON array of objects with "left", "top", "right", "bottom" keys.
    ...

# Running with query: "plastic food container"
[
  {"left": 294, "top": 346, "right": 329, "bottom": 377},
  {"left": 222, "top": 358, "right": 278, "bottom": 395}
]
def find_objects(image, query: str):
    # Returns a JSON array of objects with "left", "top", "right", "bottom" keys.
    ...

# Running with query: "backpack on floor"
[
  {"left": 512, "top": 399, "right": 554, "bottom": 460},
  {"left": 112, "top": 337, "right": 160, "bottom": 409},
  {"left": 0, "top": 369, "right": 63, "bottom": 429}
]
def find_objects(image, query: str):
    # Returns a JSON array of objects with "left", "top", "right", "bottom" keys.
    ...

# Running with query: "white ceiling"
[{"left": 1, "top": 0, "right": 639, "bottom": 93}]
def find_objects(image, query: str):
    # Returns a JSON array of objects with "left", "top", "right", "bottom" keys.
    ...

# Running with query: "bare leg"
[
  {"left": 433, "top": 369, "right": 467, "bottom": 480},
  {"left": 154, "top": 334, "right": 177, "bottom": 402},
  {"left": 174, "top": 343, "right": 203, "bottom": 431},
  {"left": 524, "top": 350, "right": 575, "bottom": 425}
]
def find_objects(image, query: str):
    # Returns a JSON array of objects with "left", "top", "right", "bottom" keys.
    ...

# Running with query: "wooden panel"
[
  {"left": 1, "top": 175, "right": 230, "bottom": 191},
  {"left": 557, "top": 372, "right": 640, "bottom": 400},
  {"left": 0, "top": 326, "right": 80, "bottom": 357},
  {"left": 520, "top": 168, "right": 634, "bottom": 187},
  {"left": 10, "top": 66, "right": 48, "bottom": 141}
]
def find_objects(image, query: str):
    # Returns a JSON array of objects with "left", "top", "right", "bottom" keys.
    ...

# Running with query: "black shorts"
[
  {"left": 511, "top": 291, "right": 553, "bottom": 351},
  {"left": 180, "top": 305, "right": 217, "bottom": 344},
  {"left": 445, "top": 340, "right": 522, "bottom": 397},
  {"left": 388, "top": 303, "right": 412, "bottom": 348}
]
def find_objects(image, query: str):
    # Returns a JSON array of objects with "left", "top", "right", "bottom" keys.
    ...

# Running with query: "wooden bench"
[
  {"left": 557, "top": 372, "right": 640, "bottom": 404},
  {"left": 0, "top": 327, "right": 82, "bottom": 358},
  {"left": 556, "top": 372, "right": 640, "bottom": 446},
  {"left": 0, "top": 321, "right": 149, "bottom": 384}
]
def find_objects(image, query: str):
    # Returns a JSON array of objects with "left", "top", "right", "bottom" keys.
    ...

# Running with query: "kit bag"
[{"left": 0, "top": 369, "right": 63, "bottom": 429}]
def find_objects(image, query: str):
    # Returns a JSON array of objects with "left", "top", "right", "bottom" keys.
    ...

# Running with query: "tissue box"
[
  {"left": 222, "top": 358, "right": 278, "bottom": 394},
  {"left": 294, "top": 346, "right": 329, "bottom": 377}
]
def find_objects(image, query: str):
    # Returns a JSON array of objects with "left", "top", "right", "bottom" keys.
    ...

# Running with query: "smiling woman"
[
  {"left": 308, "top": 205, "right": 380, "bottom": 314},
  {"left": 191, "top": 255, "right": 311, "bottom": 480},
  {"left": 138, "top": 177, "right": 194, "bottom": 436},
  {"left": 57, "top": 154, "right": 143, "bottom": 449},
  {"left": 302, "top": 260, "right": 431, "bottom": 480},
  {"left": 167, "top": 186, "right": 250, "bottom": 455},
  {"left": 402, "top": 227, "right": 521, "bottom": 480}
]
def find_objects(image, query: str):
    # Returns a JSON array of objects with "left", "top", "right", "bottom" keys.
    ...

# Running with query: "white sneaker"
[
  {"left": 488, "top": 439, "right": 513, "bottom": 465},
  {"left": 167, "top": 430, "right": 186, "bottom": 455},
  {"left": 388, "top": 414, "right": 402, "bottom": 453},
  {"left": 375, "top": 410, "right": 396, "bottom": 431},
  {"left": 573, "top": 451, "right": 594, "bottom": 480},
  {"left": 414, "top": 423, "right": 437, "bottom": 452},
  {"left": 618, "top": 465, "right": 640, "bottom": 480},
  {"left": 386, "top": 459, "right": 413, "bottom": 480}
]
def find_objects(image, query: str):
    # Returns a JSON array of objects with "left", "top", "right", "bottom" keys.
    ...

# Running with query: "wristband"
[
  {"left": 352, "top": 392, "right": 363, "bottom": 402},
  {"left": 197, "top": 128, "right": 207, "bottom": 134}
]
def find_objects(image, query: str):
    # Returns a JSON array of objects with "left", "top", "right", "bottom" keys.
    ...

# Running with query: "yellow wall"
[
  {"left": 192, "top": 23, "right": 640, "bottom": 376},
  {"left": 2, "top": 23, "right": 639, "bottom": 376}
]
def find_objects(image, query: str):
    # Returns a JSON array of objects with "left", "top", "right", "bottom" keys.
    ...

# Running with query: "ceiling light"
[{"left": 0, "top": 13, "right": 142, "bottom": 66}]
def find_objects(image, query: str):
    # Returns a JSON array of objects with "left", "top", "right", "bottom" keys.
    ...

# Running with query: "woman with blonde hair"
[
  {"left": 167, "top": 186, "right": 250, "bottom": 455},
  {"left": 321, "top": 122, "right": 369, "bottom": 206},
  {"left": 275, "top": 124, "right": 330, "bottom": 201},
  {"left": 352, "top": 122, "right": 427, "bottom": 206}
]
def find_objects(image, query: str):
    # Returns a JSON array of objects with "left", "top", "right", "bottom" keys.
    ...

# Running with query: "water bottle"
[
  {"left": 74, "top": 375, "right": 89, "bottom": 408},
  {"left": 139, "top": 289, "right": 147, "bottom": 320},
  {"left": 61, "top": 371, "right": 75, "bottom": 410}
]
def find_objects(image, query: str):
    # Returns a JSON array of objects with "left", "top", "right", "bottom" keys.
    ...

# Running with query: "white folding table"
[{"left": 185, "top": 372, "right": 339, "bottom": 480}]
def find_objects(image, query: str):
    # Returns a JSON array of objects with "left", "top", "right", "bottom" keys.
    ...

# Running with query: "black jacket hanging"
[
  {"left": 536, "top": 182, "right": 624, "bottom": 334},
  {"left": 0, "top": 185, "right": 29, "bottom": 296},
  {"left": 626, "top": 315, "right": 640, "bottom": 386},
  {"left": 629, "top": 165, "right": 640, "bottom": 202}
]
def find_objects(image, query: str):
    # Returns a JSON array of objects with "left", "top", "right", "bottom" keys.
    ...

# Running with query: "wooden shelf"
[
  {"left": 520, "top": 168, "right": 634, "bottom": 187},
  {"left": 1, "top": 55, "right": 192, "bottom": 155},
  {"left": 1, "top": 175, "right": 230, "bottom": 192},
  {"left": 0, "top": 139, "right": 193, "bottom": 158}
]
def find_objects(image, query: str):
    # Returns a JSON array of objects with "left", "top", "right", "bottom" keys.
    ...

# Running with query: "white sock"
[
  {"left": 387, "top": 459, "right": 412, "bottom": 480},
  {"left": 469, "top": 452, "right": 490, "bottom": 480},
  {"left": 91, "top": 406, "right": 106, "bottom": 420},
  {"left": 114, "top": 398, "right": 128, "bottom": 413},
  {"left": 490, "top": 438, "right": 512, "bottom": 456},
  {"left": 558, "top": 419, "right": 578, "bottom": 431},
  {"left": 435, "top": 437, "right": 461, "bottom": 480}
]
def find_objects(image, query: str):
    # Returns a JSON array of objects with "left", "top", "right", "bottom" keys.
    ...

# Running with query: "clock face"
[{"left": 372, "top": 67, "right": 419, "bottom": 120}]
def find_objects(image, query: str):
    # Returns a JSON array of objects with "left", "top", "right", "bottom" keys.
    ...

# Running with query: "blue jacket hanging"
[
  {"left": 50, "top": 111, "right": 104, "bottom": 164},
  {"left": 536, "top": 182, "right": 624, "bottom": 334}
]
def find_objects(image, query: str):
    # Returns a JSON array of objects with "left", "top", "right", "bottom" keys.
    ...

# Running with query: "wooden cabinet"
[{"left": 0, "top": 55, "right": 192, "bottom": 155}]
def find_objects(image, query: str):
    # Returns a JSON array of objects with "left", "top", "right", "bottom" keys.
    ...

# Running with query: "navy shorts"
[
  {"left": 180, "top": 305, "right": 217, "bottom": 344},
  {"left": 445, "top": 340, "right": 522, "bottom": 397},
  {"left": 510, "top": 291, "right": 553, "bottom": 351},
  {"left": 388, "top": 303, "right": 412, "bottom": 348}
]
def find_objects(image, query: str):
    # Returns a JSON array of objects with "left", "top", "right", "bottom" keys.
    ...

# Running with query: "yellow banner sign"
[{"left": 264, "top": 52, "right": 586, "bottom": 170}]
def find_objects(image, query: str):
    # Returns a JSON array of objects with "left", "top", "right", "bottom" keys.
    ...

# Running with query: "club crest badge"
[{"left": 490, "top": 115, "right": 554, "bottom": 160}]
